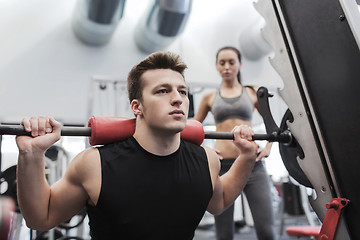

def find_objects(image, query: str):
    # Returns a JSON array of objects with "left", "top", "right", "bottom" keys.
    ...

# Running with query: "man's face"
[{"left": 135, "top": 69, "right": 189, "bottom": 134}]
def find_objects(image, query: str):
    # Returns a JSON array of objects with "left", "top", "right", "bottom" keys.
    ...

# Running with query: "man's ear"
[{"left": 131, "top": 99, "right": 143, "bottom": 116}]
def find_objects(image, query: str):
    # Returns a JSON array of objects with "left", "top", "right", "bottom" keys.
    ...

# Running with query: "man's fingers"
[
  {"left": 38, "top": 116, "right": 48, "bottom": 136},
  {"left": 21, "top": 117, "right": 31, "bottom": 132},
  {"left": 45, "top": 118, "right": 53, "bottom": 133},
  {"left": 29, "top": 116, "right": 40, "bottom": 137},
  {"left": 233, "top": 125, "right": 253, "bottom": 141},
  {"left": 21, "top": 116, "right": 58, "bottom": 137},
  {"left": 49, "top": 117, "right": 61, "bottom": 133}
]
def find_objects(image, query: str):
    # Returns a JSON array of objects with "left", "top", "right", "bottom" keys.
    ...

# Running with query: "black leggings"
[{"left": 215, "top": 160, "right": 276, "bottom": 240}]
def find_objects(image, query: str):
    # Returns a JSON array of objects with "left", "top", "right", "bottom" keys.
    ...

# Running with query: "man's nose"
[{"left": 171, "top": 91, "right": 183, "bottom": 105}]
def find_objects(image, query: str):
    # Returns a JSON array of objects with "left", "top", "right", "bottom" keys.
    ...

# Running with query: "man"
[{"left": 16, "top": 52, "right": 257, "bottom": 239}]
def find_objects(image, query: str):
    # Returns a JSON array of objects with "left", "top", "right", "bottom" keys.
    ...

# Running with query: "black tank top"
[{"left": 86, "top": 137, "right": 213, "bottom": 240}]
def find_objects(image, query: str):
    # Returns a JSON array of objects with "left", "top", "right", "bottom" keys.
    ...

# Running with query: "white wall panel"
[{"left": 0, "top": 0, "right": 284, "bottom": 125}]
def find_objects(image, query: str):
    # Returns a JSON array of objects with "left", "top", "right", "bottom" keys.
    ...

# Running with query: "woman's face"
[{"left": 216, "top": 49, "right": 241, "bottom": 82}]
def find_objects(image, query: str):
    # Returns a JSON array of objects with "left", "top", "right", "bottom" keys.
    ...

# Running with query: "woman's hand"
[
  {"left": 256, "top": 142, "right": 272, "bottom": 161},
  {"left": 256, "top": 147, "right": 270, "bottom": 161},
  {"left": 214, "top": 148, "right": 223, "bottom": 160}
]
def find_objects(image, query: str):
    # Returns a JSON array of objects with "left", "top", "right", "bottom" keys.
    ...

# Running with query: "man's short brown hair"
[{"left": 127, "top": 51, "right": 187, "bottom": 102}]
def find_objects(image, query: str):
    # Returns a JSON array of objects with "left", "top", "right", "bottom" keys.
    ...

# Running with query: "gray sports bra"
[{"left": 211, "top": 87, "right": 254, "bottom": 124}]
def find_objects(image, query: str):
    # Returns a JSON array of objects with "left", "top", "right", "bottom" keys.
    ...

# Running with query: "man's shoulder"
[
  {"left": 181, "top": 139, "right": 204, "bottom": 148},
  {"left": 99, "top": 137, "right": 136, "bottom": 150},
  {"left": 181, "top": 140, "right": 207, "bottom": 156}
]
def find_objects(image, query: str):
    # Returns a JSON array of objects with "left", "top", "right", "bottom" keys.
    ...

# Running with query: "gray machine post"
[{"left": 255, "top": 0, "right": 360, "bottom": 239}]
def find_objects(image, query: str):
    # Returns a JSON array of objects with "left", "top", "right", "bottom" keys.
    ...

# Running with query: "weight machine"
[{"left": 254, "top": 0, "right": 360, "bottom": 238}]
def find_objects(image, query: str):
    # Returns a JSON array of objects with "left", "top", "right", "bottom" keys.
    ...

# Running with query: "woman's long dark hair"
[{"left": 216, "top": 46, "right": 242, "bottom": 83}]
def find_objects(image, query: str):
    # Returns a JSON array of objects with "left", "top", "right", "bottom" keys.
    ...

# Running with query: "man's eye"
[
  {"left": 179, "top": 90, "right": 187, "bottom": 96},
  {"left": 157, "top": 89, "right": 167, "bottom": 94}
]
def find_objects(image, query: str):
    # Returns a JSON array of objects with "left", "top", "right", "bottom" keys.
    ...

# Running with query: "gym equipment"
[
  {"left": 255, "top": 0, "right": 360, "bottom": 238},
  {"left": 278, "top": 109, "right": 311, "bottom": 188},
  {"left": 0, "top": 166, "right": 22, "bottom": 240},
  {"left": 2, "top": 149, "right": 87, "bottom": 240},
  {"left": 0, "top": 112, "right": 292, "bottom": 147},
  {"left": 0, "top": 165, "right": 18, "bottom": 208},
  {"left": 286, "top": 225, "right": 320, "bottom": 238}
]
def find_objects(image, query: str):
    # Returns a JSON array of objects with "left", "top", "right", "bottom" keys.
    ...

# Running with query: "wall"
[{"left": 0, "top": 0, "right": 286, "bottom": 126}]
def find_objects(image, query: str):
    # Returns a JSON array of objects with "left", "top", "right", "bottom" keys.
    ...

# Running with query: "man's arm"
[
  {"left": 206, "top": 125, "right": 257, "bottom": 215},
  {"left": 16, "top": 116, "right": 94, "bottom": 230}
]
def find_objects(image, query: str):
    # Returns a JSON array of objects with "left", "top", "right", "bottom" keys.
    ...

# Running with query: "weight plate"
[{"left": 279, "top": 109, "right": 313, "bottom": 188}]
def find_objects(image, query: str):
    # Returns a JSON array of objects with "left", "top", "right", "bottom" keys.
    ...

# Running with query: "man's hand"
[
  {"left": 16, "top": 116, "right": 61, "bottom": 154},
  {"left": 231, "top": 125, "right": 257, "bottom": 157}
]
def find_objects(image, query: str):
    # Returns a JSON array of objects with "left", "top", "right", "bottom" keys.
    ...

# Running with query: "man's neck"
[{"left": 133, "top": 121, "right": 181, "bottom": 156}]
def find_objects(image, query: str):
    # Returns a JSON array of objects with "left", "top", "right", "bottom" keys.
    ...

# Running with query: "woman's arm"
[{"left": 193, "top": 91, "right": 215, "bottom": 123}]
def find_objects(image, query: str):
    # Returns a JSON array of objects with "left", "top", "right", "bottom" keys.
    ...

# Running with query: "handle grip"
[{"left": 0, "top": 125, "right": 91, "bottom": 137}]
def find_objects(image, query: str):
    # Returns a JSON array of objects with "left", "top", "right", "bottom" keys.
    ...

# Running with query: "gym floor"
[
  {"left": 13, "top": 211, "right": 317, "bottom": 239},
  {"left": 194, "top": 214, "right": 317, "bottom": 240}
]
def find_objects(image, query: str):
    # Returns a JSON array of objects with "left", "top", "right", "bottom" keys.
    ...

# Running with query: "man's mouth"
[{"left": 169, "top": 110, "right": 185, "bottom": 115}]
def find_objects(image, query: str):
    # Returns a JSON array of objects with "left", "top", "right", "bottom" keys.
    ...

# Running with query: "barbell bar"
[{"left": 0, "top": 117, "right": 292, "bottom": 146}]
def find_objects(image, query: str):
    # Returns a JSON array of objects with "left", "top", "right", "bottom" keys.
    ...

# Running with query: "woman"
[{"left": 194, "top": 46, "right": 276, "bottom": 240}]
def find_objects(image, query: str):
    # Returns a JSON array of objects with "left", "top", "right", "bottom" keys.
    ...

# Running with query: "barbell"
[{"left": 0, "top": 116, "right": 292, "bottom": 146}]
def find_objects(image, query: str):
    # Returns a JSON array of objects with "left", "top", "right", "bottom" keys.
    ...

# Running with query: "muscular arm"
[
  {"left": 206, "top": 125, "right": 257, "bottom": 215},
  {"left": 16, "top": 117, "right": 99, "bottom": 230},
  {"left": 17, "top": 150, "right": 98, "bottom": 230}
]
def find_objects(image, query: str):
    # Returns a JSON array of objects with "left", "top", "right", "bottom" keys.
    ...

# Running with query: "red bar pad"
[
  {"left": 88, "top": 117, "right": 204, "bottom": 146},
  {"left": 319, "top": 198, "right": 349, "bottom": 240},
  {"left": 0, "top": 197, "right": 15, "bottom": 240},
  {"left": 88, "top": 116, "right": 136, "bottom": 146},
  {"left": 181, "top": 120, "right": 205, "bottom": 146}
]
